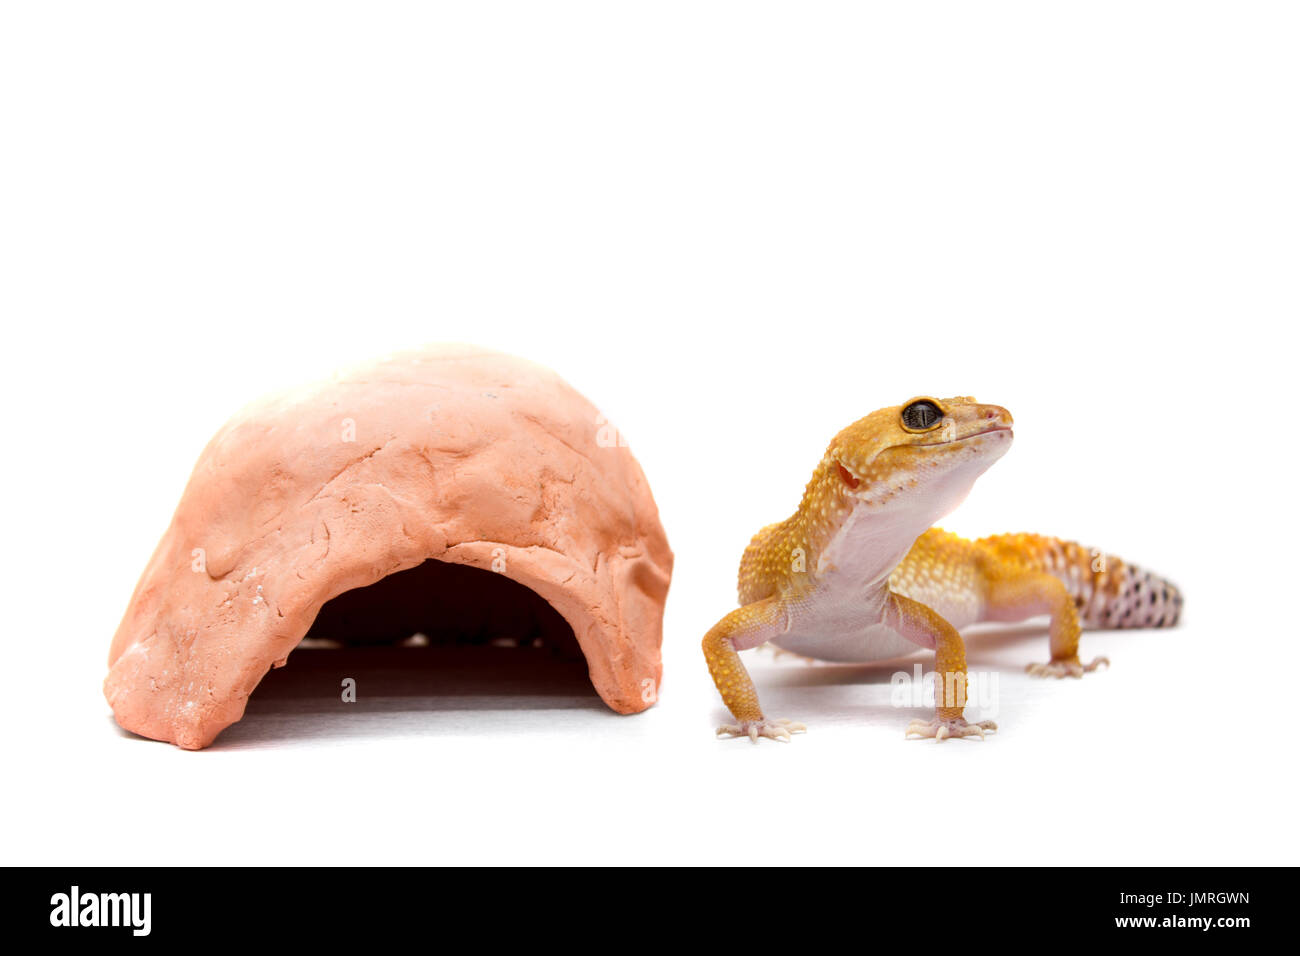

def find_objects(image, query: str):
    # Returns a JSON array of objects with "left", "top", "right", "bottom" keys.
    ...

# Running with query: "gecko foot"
[
  {"left": 905, "top": 716, "right": 997, "bottom": 741},
  {"left": 716, "top": 718, "right": 807, "bottom": 744},
  {"left": 1026, "top": 655, "right": 1109, "bottom": 678}
]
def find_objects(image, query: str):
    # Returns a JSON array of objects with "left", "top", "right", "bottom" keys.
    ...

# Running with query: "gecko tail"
[{"left": 976, "top": 532, "right": 1183, "bottom": 629}]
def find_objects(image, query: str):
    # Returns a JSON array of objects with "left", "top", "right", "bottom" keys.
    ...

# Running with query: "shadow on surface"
[
  {"left": 750, "top": 622, "right": 1052, "bottom": 689},
  {"left": 211, "top": 645, "right": 604, "bottom": 749}
]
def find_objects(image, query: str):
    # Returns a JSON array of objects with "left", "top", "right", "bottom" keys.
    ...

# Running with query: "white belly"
[
  {"left": 772, "top": 620, "right": 918, "bottom": 663},
  {"left": 762, "top": 485, "right": 1003, "bottom": 661},
  {"left": 766, "top": 501, "right": 920, "bottom": 662},
  {"left": 771, "top": 575, "right": 916, "bottom": 663}
]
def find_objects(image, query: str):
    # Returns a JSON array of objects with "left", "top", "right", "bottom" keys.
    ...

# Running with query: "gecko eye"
[{"left": 901, "top": 400, "right": 943, "bottom": 431}]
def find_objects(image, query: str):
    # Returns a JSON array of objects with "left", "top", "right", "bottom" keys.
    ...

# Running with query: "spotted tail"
[{"left": 976, "top": 533, "right": 1183, "bottom": 629}]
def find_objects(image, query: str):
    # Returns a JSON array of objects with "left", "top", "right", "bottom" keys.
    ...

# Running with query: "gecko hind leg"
[{"left": 984, "top": 571, "right": 1109, "bottom": 679}]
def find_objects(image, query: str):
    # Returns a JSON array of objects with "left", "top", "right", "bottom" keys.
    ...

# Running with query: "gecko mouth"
[{"left": 919, "top": 424, "right": 1014, "bottom": 448}]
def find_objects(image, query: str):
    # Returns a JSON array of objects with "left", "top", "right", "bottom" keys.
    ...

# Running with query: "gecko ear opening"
[{"left": 836, "top": 462, "right": 861, "bottom": 489}]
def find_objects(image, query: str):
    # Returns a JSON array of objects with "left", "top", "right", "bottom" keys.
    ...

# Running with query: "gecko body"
[{"left": 703, "top": 396, "right": 1181, "bottom": 742}]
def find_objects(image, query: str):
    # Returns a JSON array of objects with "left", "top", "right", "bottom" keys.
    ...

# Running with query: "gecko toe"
[
  {"left": 1028, "top": 656, "right": 1108, "bottom": 679},
  {"left": 716, "top": 718, "right": 807, "bottom": 743},
  {"left": 907, "top": 717, "right": 997, "bottom": 741}
]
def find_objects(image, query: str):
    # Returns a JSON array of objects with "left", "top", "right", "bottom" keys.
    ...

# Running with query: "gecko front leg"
[
  {"left": 702, "top": 597, "right": 807, "bottom": 743},
  {"left": 886, "top": 592, "right": 998, "bottom": 741}
]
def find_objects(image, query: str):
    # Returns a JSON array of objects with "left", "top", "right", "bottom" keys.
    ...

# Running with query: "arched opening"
[
  {"left": 220, "top": 560, "right": 594, "bottom": 747},
  {"left": 303, "top": 559, "right": 581, "bottom": 654}
]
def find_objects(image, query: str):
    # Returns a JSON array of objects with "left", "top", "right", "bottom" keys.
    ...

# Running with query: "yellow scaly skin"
[{"left": 703, "top": 396, "right": 1182, "bottom": 743}]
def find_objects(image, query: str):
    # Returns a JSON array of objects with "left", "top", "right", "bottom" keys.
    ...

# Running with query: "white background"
[{"left": 2, "top": 2, "right": 1296, "bottom": 866}]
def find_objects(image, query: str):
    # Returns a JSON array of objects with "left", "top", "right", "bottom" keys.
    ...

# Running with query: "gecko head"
[{"left": 827, "top": 396, "right": 1014, "bottom": 520}]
